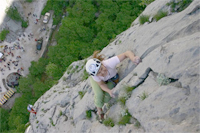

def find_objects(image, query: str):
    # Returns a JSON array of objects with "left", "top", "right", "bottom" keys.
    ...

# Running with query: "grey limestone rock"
[{"left": 27, "top": 0, "right": 200, "bottom": 133}]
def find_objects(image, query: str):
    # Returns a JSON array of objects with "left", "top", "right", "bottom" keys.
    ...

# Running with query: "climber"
[
  {"left": 27, "top": 104, "right": 37, "bottom": 115},
  {"left": 86, "top": 50, "right": 141, "bottom": 121}
]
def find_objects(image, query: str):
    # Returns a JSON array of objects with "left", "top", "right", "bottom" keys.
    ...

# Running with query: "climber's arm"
[
  {"left": 117, "top": 50, "right": 141, "bottom": 65},
  {"left": 97, "top": 81, "right": 115, "bottom": 98}
]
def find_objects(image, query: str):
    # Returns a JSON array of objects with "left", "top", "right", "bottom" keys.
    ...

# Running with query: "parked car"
[
  {"left": 36, "top": 37, "right": 43, "bottom": 50},
  {"left": 43, "top": 12, "right": 51, "bottom": 24}
]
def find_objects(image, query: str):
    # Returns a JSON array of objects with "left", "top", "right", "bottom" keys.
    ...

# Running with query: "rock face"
[{"left": 27, "top": 0, "right": 200, "bottom": 132}]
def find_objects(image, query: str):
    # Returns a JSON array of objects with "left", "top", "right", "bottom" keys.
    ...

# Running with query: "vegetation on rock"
[
  {"left": 26, "top": 0, "right": 33, "bottom": 2},
  {"left": 78, "top": 91, "right": 86, "bottom": 99},
  {"left": 103, "top": 118, "right": 115, "bottom": 127},
  {"left": 167, "top": 0, "right": 193, "bottom": 12},
  {"left": 156, "top": 73, "right": 171, "bottom": 85},
  {"left": 86, "top": 110, "right": 92, "bottom": 119},
  {"left": 118, "top": 109, "right": 132, "bottom": 125},
  {"left": 139, "top": 15, "right": 150, "bottom": 24},
  {"left": 140, "top": 0, "right": 155, "bottom": 6},
  {"left": 153, "top": 10, "right": 168, "bottom": 21},
  {"left": 139, "top": 91, "right": 148, "bottom": 100}
]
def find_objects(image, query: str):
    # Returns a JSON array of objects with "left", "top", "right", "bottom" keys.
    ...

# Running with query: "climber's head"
[{"left": 86, "top": 58, "right": 101, "bottom": 76}]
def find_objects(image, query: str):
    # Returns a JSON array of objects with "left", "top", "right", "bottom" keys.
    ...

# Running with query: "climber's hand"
[
  {"left": 109, "top": 89, "right": 115, "bottom": 98},
  {"left": 133, "top": 56, "right": 142, "bottom": 65}
]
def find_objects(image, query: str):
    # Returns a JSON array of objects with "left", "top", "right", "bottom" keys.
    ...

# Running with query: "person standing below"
[
  {"left": 85, "top": 50, "right": 141, "bottom": 121},
  {"left": 27, "top": 104, "right": 37, "bottom": 115}
]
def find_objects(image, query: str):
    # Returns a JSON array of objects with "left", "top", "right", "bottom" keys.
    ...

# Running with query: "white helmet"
[{"left": 86, "top": 58, "right": 101, "bottom": 76}]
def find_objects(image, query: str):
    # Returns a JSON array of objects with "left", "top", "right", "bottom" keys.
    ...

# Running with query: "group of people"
[
  {"left": 0, "top": 44, "right": 24, "bottom": 76},
  {"left": 40, "top": 27, "right": 46, "bottom": 32},
  {"left": 18, "top": 33, "right": 35, "bottom": 43},
  {"left": 28, "top": 12, "right": 37, "bottom": 17},
  {"left": 27, "top": 11, "right": 38, "bottom": 25}
]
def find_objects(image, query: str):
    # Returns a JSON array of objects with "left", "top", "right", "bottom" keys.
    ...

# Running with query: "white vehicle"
[
  {"left": 0, "top": 52, "right": 4, "bottom": 59},
  {"left": 43, "top": 12, "right": 50, "bottom": 24}
]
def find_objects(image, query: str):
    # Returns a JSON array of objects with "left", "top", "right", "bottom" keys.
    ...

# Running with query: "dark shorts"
[{"left": 105, "top": 73, "right": 119, "bottom": 85}]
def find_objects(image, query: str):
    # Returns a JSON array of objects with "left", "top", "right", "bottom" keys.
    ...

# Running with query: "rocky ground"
[
  {"left": 26, "top": 0, "right": 200, "bottom": 133},
  {"left": 0, "top": 0, "right": 51, "bottom": 104}
]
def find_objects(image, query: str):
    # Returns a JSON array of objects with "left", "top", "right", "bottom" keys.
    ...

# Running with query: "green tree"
[
  {"left": 0, "top": 29, "right": 9, "bottom": 41},
  {"left": 93, "top": 31, "right": 109, "bottom": 47},
  {"left": 45, "top": 62, "right": 62, "bottom": 79},
  {"left": 70, "top": 40, "right": 93, "bottom": 59},
  {"left": 44, "top": 78, "right": 59, "bottom": 88},
  {"left": 29, "top": 58, "right": 48, "bottom": 77},
  {"left": 68, "top": 1, "right": 96, "bottom": 25},
  {"left": 140, "top": 0, "right": 155, "bottom": 6},
  {"left": 47, "top": 44, "right": 75, "bottom": 68},
  {"left": 41, "top": 0, "right": 68, "bottom": 25},
  {"left": 13, "top": 116, "right": 25, "bottom": 130},
  {"left": 33, "top": 80, "right": 49, "bottom": 98},
  {"left": 101, "top": 20, "right": 116, "bottom": 40},
  {"left": 95, "top": 1, "right": 119, "bottom": 32},
  {"left": 26, "top": 0, "right": 33, "bottom": 2},
  {"left": 21, "top": 20, "right": 29, "bottom": 28},
  {"left": 5, "top": 7, "right": 22, "bottom": 21},
  {"left": 114, "top": 12, "right": 133, "bottom": 33},
  {"left": 58, "top": 17, "right": 94, "bottom": 43},
  {"left": 95, "top": 13, "right": 108, "bottom": 32},
  {"left": 5, "top": 7, "right": 29, "bottom": 28},
  {"left": 0, "top": 108, "right": 10, "bottom": 132},
  {"left": 115, "top": 0, "right": 126, "bottom": 5},
  {"left": 100, "top": 0, "right": 119, "bottom": 21},
  {"left": 8, "top": 95, "right": 30, "bottom": 130},
  {"left": 120, "top": 2, "right": 132, "bottom": 14},
  {"left": 18, "top": 74, "right": 35, "bottom": 93}
]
